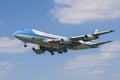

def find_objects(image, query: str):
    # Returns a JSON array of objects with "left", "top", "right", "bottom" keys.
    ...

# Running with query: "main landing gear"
[
  {"left": 50, "top": 51, "right": 55, "bottom": 55},
  {"left": 24, "top": 43, "right": 27, "bottom": 47}
]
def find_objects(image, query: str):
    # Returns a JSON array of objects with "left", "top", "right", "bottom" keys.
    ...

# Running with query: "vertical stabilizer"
[
  {"left": 93, "top": 29, "right": 100, "bottom": 43},
  {"left": 94, "top": 29, "right": 99, "bottom": 34}
]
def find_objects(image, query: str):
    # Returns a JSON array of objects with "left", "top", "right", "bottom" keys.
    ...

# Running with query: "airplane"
[{"left": 13, "top": 28, "right": 114, "bottom": 55}]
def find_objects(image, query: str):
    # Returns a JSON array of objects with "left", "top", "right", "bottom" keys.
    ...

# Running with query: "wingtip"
[
  {"left": 107, "top": 40, "right": 113, "bottom": 43},
  {"left": 109, "top": 30, "right": 115, "bottom": 32}
]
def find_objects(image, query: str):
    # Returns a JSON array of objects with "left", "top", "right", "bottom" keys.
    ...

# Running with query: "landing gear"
[
  {"left": 63, "top": 49, "right": 68, "bottom": 53},
  {"left": 24, "top": 42, "right": 27, "bottom": 47},
  {"left": 49, "top": 47, "right": 55, "bottom": 55},
  {"left": 50, "top": 52, "right": 55, "bottom": 55},
  {"left": 57, "top": 48, "right": 68, "bottom": 54},
  {"left": 58, "top": 50, "right": 63, "bottom": 54},
  {"left": 32, "top": 47, "right": 35, "bottom": 50},
  {"left": 24, "top": 44, "right": 27, "bottom": 47},
  {"left": 36, "top": 45, "right": 68, "bottom": 55}
]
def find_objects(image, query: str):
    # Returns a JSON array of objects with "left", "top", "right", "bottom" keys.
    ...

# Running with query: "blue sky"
[{"left": 0, "top": 0, "right": 120, "bottom": 80}]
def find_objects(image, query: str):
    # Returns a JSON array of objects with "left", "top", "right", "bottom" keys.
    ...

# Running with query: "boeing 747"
[{"left": 13, "top": 28, "right": 114, "bottom": 55}]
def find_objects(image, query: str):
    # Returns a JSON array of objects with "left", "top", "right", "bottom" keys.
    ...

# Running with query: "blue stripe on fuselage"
[{"left": 14, "top": 28, "right": 57, "bottom": 39}]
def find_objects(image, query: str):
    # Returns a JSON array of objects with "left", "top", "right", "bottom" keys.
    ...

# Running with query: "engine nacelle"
[
  {"left": 60, "top": 38, "right": 71, "bottom": 44},
  {"left": 32, "top": 47, "right": 44, "bottom": 54},
  {"left": 84, "top": 34, "right": 98, "bottom": 41}
]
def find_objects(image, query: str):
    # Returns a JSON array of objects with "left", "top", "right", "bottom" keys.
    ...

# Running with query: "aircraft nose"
[
  {"left": 13, "top": 33, "right": 18, "bottom": 37},
  {"left": 13, "top": 31, "right": 21, "bottom": 38}
]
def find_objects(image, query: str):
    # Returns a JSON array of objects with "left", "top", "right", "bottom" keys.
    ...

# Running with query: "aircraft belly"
[
  {"left": 40, "top": 43, "right": 64, "bottom": 49},
  {"left": 70, "top": 45, "right": 90, "bottom": 50}
]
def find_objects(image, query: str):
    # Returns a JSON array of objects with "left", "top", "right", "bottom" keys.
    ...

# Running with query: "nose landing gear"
[{"left": 24, "top": 44, "right": 27, "bottom": 47}]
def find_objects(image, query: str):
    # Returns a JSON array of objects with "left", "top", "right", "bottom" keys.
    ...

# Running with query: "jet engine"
[
  {"left": 60, "top": 38, "right": 71, "bottom": 44},
  {"left": 32, "top": 47, "right": 44, "bottom": 54},
  {"left": 84, "top": 34, "right": 99, "bottom": 41}
]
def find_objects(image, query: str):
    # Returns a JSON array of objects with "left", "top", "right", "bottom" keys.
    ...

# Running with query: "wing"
[
  {"left": 70, "top": 35, "right": 85, "bottom": 41},
  {"left": 94, "top": 30, "right": 114, "bottom": 35},
  {"left": 70, "top": 29, "right": 114, "bottom": 41},
  {"left": 39, "top": 29, "right": 114, "bottom": 44}
]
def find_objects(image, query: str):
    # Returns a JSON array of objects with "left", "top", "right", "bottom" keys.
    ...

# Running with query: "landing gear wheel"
[
  {"left": 49, "top": 50, "right": 55, "bottom": 55},
  {"left": 58, "top": 51, "right": 63, "bottom": 54},
  {"left": 63, "top": 49, "right": 68, "bottom": 53},
  {"left": 50, "top": 51, "right": 55, "bottom": 55},
  {"left": 24, "top": 45, "right": 27, "bottom": 47},
  {"left": 32, "top": 47, "right": 35, "bottom": 50}
]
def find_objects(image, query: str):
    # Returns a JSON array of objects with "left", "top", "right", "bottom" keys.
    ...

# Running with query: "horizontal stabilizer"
[{"left": 93, "top": 40, "right": 112, "bottom": 46}]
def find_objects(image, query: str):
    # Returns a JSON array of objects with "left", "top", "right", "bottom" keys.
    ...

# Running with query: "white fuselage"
[{"left": 13, "top": 28, "right": 97, "bottom": 50}]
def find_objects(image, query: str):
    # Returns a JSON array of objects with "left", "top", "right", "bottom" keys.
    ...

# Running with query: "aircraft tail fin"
[{"left": 94, "top": 29, "right": 99, "bottom": 34}]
